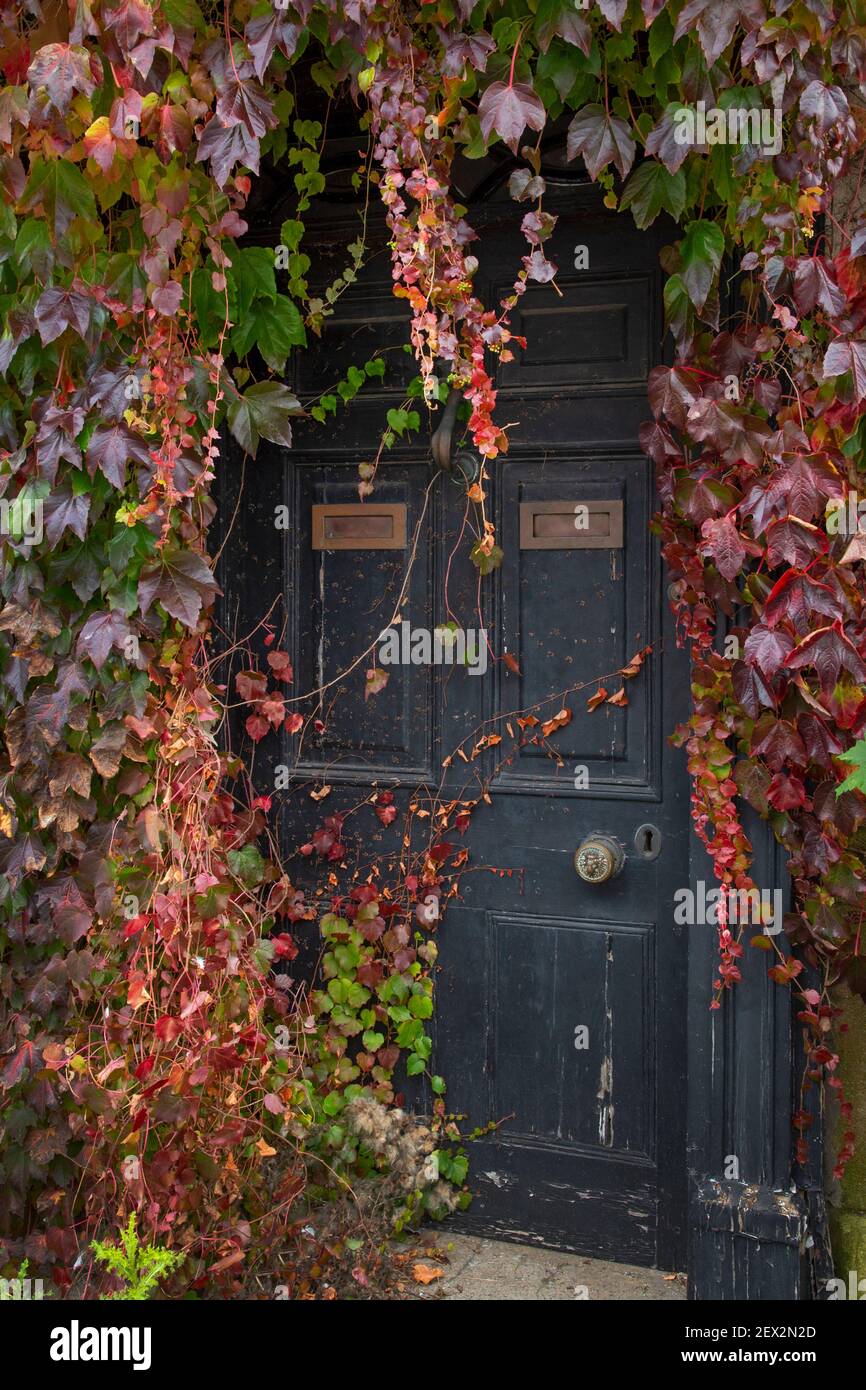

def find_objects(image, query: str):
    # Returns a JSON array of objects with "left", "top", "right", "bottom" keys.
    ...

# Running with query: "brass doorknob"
[{"left": 574, "top": 835, "right": 624, "bottom": 884}]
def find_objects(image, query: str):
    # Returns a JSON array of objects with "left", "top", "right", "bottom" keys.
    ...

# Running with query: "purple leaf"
[
  {"left": 87, "top": 422, "right": 152, "bottom": 489},
  {"left": 478, "top": 81, "right": 546, "bottom": 155},
  {"left": 566, "top": 103, "right": 635, "bottom": 180},
  {"left": 823, "top": 339, "right": 866, "bottom": 400},
  {"left": 27, "top": 43, "right": 95, "bottom": 114},
  {"left": 196, "top": 118, "right": 261, "bottom": 189},
  {"left": 35, "top": 287, "right": 92, "bottom": 345},
  {"left": 42, "top": 485, "right": 90, "bottom": 545}
]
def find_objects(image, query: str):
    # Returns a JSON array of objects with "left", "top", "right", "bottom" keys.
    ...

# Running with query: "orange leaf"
[
  {"left": 587, "top": 687, "right": 607, "bottom": 711},
  {"left": 620, "top": 645, "right": 652, "bottom": 678},
  {"left": 541, "top": 708, "right": 571, "bottom": 736},
  {"left": 412, "top": 1262, "right": 444, "bottom": 1285},
  {"left": 607, "top": 687, "right": 628, "bottom": 707}
]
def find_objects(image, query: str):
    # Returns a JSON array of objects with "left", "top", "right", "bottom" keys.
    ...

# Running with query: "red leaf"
[
  {"left": 784, "top": 621, "right": 866, "bottom": 695},
  {"left": 566, "top": 103, "right": 635, "bottom": 180},
  {"left": 767, "top": 771, "right": 810, "bottom": 811},
  {"left": 267, "top": 650, "right": 293, "bottom": 682},
  {"left": 245, "top": 712, "right": 270, "bottom": 742},
  {"left": 478, "top": 81, "right": 546, "bottom": 154}
]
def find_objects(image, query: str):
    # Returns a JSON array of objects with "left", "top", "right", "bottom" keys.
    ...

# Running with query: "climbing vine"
[{"left": 2, "top": 0, "right": 866, "bottom": 1292}]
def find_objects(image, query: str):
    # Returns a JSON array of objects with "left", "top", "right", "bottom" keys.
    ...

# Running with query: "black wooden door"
[{"left": 222, "top": 180, "right": 690, "bottom": 1270}]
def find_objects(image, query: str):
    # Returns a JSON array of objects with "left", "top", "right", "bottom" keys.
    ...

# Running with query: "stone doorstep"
[{"left": 410, "top": 1230, "right": 687, "bottom": 1301}]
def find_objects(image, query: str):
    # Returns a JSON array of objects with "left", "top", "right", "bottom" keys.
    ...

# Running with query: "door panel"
[{"left": 224, "top": 183, "right": 688, "bottom": 1268}]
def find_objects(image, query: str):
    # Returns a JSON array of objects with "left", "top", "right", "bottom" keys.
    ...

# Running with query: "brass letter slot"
[
  {"left": 519, "top": 500, "right": 623, "bottom": 550},
  {"left": 311, "top": 503, "right": 407, "bottom": 550}
]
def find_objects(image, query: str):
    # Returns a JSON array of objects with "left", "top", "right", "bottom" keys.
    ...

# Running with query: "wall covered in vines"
[{"left": 2, "top": 0, "right": 866, "bottom": 1293}]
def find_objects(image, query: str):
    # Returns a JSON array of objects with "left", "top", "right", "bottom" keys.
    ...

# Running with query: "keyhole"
[{"left": 634, "top": 823, "right": 662, "bottom": 861}]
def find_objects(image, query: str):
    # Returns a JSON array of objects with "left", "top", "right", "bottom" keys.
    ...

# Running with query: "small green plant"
[{"left": 91, "top": 1215, "right": 185, "bottom": 1301}]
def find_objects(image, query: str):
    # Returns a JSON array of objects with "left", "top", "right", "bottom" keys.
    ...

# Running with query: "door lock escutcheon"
[
  {"left": 574, "top": 834, "right": 624, "bottom": 884},
  {"left": 635, "top": 823, "right": 662, "bottom": 861}
]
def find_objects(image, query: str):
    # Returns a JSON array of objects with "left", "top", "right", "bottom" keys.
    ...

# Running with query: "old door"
[{"left": 221, "top": 175, "right": 690, "bottom": 1270}]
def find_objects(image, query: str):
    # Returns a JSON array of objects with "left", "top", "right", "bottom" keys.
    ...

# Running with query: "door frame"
[{"left": 215, "top": 181, "right": 823, "bottom": 1302}]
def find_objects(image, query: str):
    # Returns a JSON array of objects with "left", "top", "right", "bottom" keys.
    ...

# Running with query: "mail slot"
[
  {"left": 519, "top": 500, "right": 624, "bottom": 549},
  {"left": 312, "top": 503, "right": 407, "bottom": 550}
]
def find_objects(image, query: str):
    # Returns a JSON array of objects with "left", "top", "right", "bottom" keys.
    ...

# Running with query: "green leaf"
[
  {"left": 22, "top": 157, "right": 96, "bottom": 241},
  {"left": 232, "top": 245, "right": 277, "bottom": 320},
  {"left": 836, "top": 740, "right": 866, "bottom": 795},
  {"left": 406, "top": 1054, "right": 426, "bottom": 1076},
  {"left": 226, "top": 843, "right": 266, "bottom": 886},
  {"left": 663, "top": 272, "right": 691, "bottom": 347},
  {"left": 226, "top": 381, "right": 303, "bottom": 456},
  {"left": 679, "top": 219, "right": 724, "bottom": 312},
  {"left": 408, "top": 992, "right": 433, "bottom": 1019},
  {"left": 161, "top": 0, "right": 206, "bottom": 32},
  {"left": 470, "top": 541, "right": 504, "bottom": 575},
  {"left": 620, "top": 162, "right": 686, "bottom": 230},
  {"left": 231, "top": 295, "right": 306, "bottom": 370},
  {"left": 14, "top": 218, "right": 53, "bottom": 277}
]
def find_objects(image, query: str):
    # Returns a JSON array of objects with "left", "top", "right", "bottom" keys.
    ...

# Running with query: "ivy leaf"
[
  {"left": 89, "top": 723, "right": 128, "bottom": 779},
  {"left": 743, "top": 625, "right": 794, "bottom": 678},
  {"left": 792, "top": 257, "right": 846, "bottom": 318},
  {"left": 700, "top": 514, "right": 746, "bottom": 580},
  {"left": 836, "top": 740, "right": 866, "bottom": 795},
  {"left": 22, "top": 156, "right": 96, "bottom": 241},
  {"left": 673, "top": 0, "right": 763, "bottom": 68},
  {"left": 596, "top": 0, "right": 627, "bottom": 29},
  {"left": 216, "top": 77, "right": 278, "bottom": 139},
  {"left": 765, "top": 516, "right": 827, "bottom": 569},
  {"left": 102, "top": 0, "right": 155, "bottom": 53},
  {"left": 76, "top": 611, "right": 132, "bottom": 671},
  {"left": 137, "top": 547, "right": 219, "bottom": 629},
  {"left": 87, "top": 422, "right": 152, "bottom": 489},
  {"left": 799, "top": 79, "right": 850, "bottom": 134},
  {"left": 663, "top": 273, "right": 692, "bottom": 350},
  {"left": 679, "top": 219, "right": 724, "bottom": 312},
  {"left": 226, "top": 381, "right": 303, "bottom": 456},
  {"left": 34, "top": 286, "right": 92, "bottom": 345},
  {"left": 441, "top": 32, "right": 497, "bottom": 75},
  {"left": 151, "top": 280, "right": 183, "bottom": 316},
  {"left": 647, "top": 365, "right": 698, "bottom": 428},
  {"left": 478, "top": 81, "right": 546, "bottom": 154},
  {"left": 42, "top": 485, "right": 90, "bottom": 545},
  {"left": 784, "top": 621, "right": 866, "bottom": 696},
  {"left": 365, "top": 667, "right": 389, "bottom": 700},
  {"left": 645, "top": 106, "right": 692, "bottom": 175},
  {"left": 566, "top": 104, "right": 635, "bottom": 180},
  {"left": 196, "top": 118, "right": 261, "bottom": 190},
  {"left": 0, "top": 833, "right": 46, "bottom": 890},
  {"left": 26, "top": 43, "right": 95, "bottom": 114},
  {"left": 822, "top": 339, "right": 866, "bottom": 401},
  {"left": 620, "top": 162, "right": 686, "bottom": 229},
  {"left": 227, "top": 844, "right": 266, "bottom": 887},
  {"left": 535, "top": 0, "right": 591, "bottom": 56},
  {"left": 245, "top": 11, "right": 299, "bottom": 82},
  {"left": 231, "top": 295, "right": 305, "bottom": 370},
  {"left": 232, "top": 246, "right": 277, "bottom": 320},
  {"left": 763, "top": 569, "right": 842, "bottom": 632}
]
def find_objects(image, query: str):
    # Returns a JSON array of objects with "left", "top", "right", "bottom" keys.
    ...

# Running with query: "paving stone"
[{"left": 413, "top": 1230, "right": 687, "bottom": 1301}]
